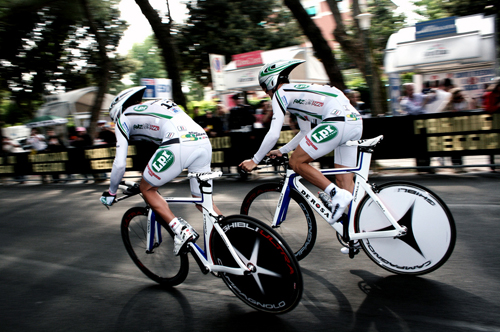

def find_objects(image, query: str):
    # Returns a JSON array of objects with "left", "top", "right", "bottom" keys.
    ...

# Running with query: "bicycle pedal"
[{"left": 348, "top": 248, "right": 360, "bottom": 259}]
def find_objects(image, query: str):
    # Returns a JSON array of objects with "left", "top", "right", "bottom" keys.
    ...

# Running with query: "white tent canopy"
[
  {"left": 384, "top": 14, "right": 496, "bottom": 75},
  {"left": 37, "top": 87, "right": 115, "bottom": 127},
  {"left": 224, "top": 46, "right": 330, "bottom": 91}
]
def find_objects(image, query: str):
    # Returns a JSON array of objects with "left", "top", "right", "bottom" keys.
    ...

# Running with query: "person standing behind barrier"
[
  {"left": 71, "top": 127, "right": 93, "bottom": 183},
  {"left": 425, "top": 78, "right": 453, "bottom": 113},
  {"left": 443, "top": 88, "right": 472, "bottom": 172},
  {"left": 228, "top": 94, "right": 255, "bottom": 132},
  {"left": 483, "top": 81, "right": 500, "bottom": 113},
  {"left": 46, "top": 129, "right": 66, "bottom": 183},
  {"left": 27, "top": 128, "right": 47, "bottom": 152},
  {"left": 400, "top": 83, "right": 428, "bottom": 115},
  {"left": 215, "top": 103, "right": 230, "bottom": 133},
  {"left": 400, "top": 83, "right": 435, "bottom": 173},
  {"left": 483, "top": 81, "right": 500, "bottom": 171}
]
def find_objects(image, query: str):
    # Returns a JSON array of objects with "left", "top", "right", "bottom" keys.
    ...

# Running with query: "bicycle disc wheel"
[
  {"left": 355, "top": 182, "right": 456, "bottom": 275},
  {"left": 240, "top": 183, "right": 316, "bottom": 261},
  {"left": 210, "top": 215, "right": 303, "bottom": 314},
  {"left": 121, "top": 207, "right": 189, "bottom": 286}
]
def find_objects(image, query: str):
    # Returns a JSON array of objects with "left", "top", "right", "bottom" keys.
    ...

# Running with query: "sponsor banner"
[
  {"left": 1, "top": 113, "right": 499, "bottom": 176},
  {"left": 209, "top": 54, "right": 226, "bottom": 91},
  {"left": 396, "top": 33, "right": 480, "bottom": 67},
  {"left": 416, "top": 17, "right": 457, "bottom": 40},
  {"left": 140, "top": 78, "right": 172, "bottom": 99},
  {"left": 233, "top": 50, "right": 263, "bottom": 68}
]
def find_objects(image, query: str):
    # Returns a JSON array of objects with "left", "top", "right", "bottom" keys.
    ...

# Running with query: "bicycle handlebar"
[
  {"left": 115, "top": 181, "right": 141, "bottom": 203},
  {"left": 261, "top": 154, "right": 289, "bottom": 167}
]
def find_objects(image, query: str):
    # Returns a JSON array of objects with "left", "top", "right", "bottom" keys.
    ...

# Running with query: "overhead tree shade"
[{"left": 25, "top": 115, "right": 69, "bottom": 128}]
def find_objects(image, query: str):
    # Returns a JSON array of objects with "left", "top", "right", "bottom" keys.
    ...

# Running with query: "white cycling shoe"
[
  {"left": 340, "top": 241, "right": 361, "bottom": 254},
  {"left": 328, "top": 187, "right": 353, "bottom": 224},
  {"left": 172, "top": 218, "right": 199, "bottom": 256}
]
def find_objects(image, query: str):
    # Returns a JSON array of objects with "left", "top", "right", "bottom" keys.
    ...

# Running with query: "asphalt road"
[{"left": 0, "top": 171, "right": 499, "bottom": 332}]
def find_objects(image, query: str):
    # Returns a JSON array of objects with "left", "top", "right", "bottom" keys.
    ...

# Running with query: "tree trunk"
[
  {"left": 80, "top": 0, "right": 110, "bottom": 139},
  {"left": 326, "top": 0, "right": 385, "bottom": 116},
  {"left": 284, "top": 0, "right": 346, "bottom": 91},
  {"left": 134, "top": 0, "right": 186, "bottom": 110}
]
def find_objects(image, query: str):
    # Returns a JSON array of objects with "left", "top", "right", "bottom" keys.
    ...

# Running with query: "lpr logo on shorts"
[
  {"left": 311, "top": 124, "right": 338, "bottom": 143},
  {"left": 152, "top": 149, "right": 175, "bottom": 172}
]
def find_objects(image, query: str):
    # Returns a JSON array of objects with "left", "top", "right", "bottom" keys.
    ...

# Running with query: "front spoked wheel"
[
  {"left": 121, "top": 207, "right": 189, "bottom": 286},
  {"left": 240, "top": 183, "right": 317, "bottom": 261},
  {"left": 356, "top": 182, "right": 456, "bottom": 275},
  {"left": 210, "top": 215, "right": 303, "bottom": 314}
]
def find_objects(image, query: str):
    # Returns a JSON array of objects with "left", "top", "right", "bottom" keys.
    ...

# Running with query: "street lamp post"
[{"left": 356, "top": 12, "right": 374, "bottom": 115}]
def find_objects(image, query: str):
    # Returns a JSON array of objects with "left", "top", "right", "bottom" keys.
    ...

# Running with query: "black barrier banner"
[{"left": 1, "top": 111, "right": 498, "bottom": 177}]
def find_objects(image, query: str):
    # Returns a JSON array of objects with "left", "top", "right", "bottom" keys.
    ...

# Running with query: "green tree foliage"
[
  {"left": 127, "top": 36, "right": 167, "bottom": 86},
  {"left": 368, "top": 0, "right": 406, "bottom": 65},
  {"left": 414, "top": 0, "right": 498, "bottom": 21},
  {"left": 0, "top": 0, "right": 127, "bottom": 124},
  {"left": 176, "top": 0, "right": 303, "bottom": 86}
]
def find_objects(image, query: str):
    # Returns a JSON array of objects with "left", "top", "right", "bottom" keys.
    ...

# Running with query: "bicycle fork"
[{"left": 146, "top": 208, "right": 163, "bottom": 253}]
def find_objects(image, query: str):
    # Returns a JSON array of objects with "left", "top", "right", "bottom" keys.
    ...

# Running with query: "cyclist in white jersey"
[
  {"left": 100, "top": 86, "right": 222, "bottom": 255},
  {"left": 240, "top": 60, "right": 363, "bottom": 225}
]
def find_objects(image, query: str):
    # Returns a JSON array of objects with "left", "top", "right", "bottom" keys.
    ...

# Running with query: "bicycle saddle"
[{"left": 346, "top": 135, "right": 384, "bottom": 147}]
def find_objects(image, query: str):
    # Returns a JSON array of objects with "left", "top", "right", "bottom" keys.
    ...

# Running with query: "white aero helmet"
[
  {"left": 108, "top": 86, "right": 146, "bottom": 122},
  {"left": 258, "top": 59, "right": 305, "bottom": 92}
]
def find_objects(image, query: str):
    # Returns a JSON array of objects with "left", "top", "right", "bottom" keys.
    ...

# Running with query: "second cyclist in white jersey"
[
  {"left": 240, "top": 59, "right": 363, "bottom": 225},
  {"left": 100, "top": 86, "right": 222, "bottom": 255}
]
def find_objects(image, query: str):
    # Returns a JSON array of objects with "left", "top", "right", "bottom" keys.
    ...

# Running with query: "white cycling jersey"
[
  {"left": 252, "top": 83, "right": 363, "bottom": 165},
  {"left": 109, "top": 99, "right": 210, "bottom": 194}
]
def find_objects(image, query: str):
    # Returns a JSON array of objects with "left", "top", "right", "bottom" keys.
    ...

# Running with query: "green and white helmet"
[
  {"left": 108, "top": 86, "right": 146, "bottom": 122},
  {"left": 258, "top": 59, "right": 305, "bottom": 92}
]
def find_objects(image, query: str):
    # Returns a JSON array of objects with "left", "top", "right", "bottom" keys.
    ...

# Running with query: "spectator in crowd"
[
  {"left": 482, "top": 80, "right": 500, "bottom": 171},
  {"left": 260, "top": 100, "right": 273, "bottom": 129},
  {"left": 426, "top": 78, "right": 453, "bottom": 113},
  {"left": 199, "top": 110, "right": 223, "bottom": 137},
  {"left": 46, "top": 129, "right": 66, "bottom": 183},
  {"left": 71, "top": 127, "right": 93, "bottom": 183},
  {"left": 483, "top": 81, "right": 500, "bottom": 114},
  {"left": 443, "top": 88, "right": 472, "bottom": 172},
  {"left": 27, "top": 128, "right": 47, "bottom": 152},
  {"left": 46, "top": 129, "right": 65, "bottom": 149},
  {"left": 444, "top": 88, "right": 472, "bottom": 112},
  {"left": 192, "top": 106, "right": 207, "bottom": 124},
  {"left": 400, "top": 83, "right": 435, "bottom": 172},
  {"left": 215, "top": 103, "right": 229, "bottom": 133},
  {"left": 253, "top": 99, "right": 269, "bottom": 129},
  {"left": 2, "top": 135, "right": 24, "bottom": 153},
  {"left": 228, "top": 94, "right": 255, "bottom": 131},
  {"left": 28, "top": 128, "right": 49, "bottom": 183},
  {"left": 1, "top": 136, "right": 25, "bottom": 184},
  {"left": 400, "top": 83, "right": 429, "bottom": 115},
  {"left": 345, "top": 89, "right": 366, "bottom": 114},
  {"left": 97, "top": 121, "right": 116, "bottom": 145},
  {"left": 71, "top": 127, "right": 92, "bottom": 148}
]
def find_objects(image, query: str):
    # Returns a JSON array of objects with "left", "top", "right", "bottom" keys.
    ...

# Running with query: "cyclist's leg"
[
  {"left": 184, "top": 141, "right": 223, "bottom": 216},
  {"left": 141, "top": 144, "right": 184, "bottom": 224},
  {"left": 333, "top": 117, "right": 363, "bottom": 193},
  {"left": 141, "top": 144, "right": 198, "bottom": 254},
  {"left": 288, "top": 146, "right": 330, "bottom": 190}
]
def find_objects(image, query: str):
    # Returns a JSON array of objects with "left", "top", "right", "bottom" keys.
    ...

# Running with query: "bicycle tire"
[
  {"left": 210, "top": 214, "right": 303, "bottom": 314},
  {"left": 240, "top": 183, "right": 317, "bottom": 261},
  {"left": 355, "top": 181, "right": 456, "bottom": 275},
  {"left": 121, "top": 207, "right": 189, "bottom": 286}
]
